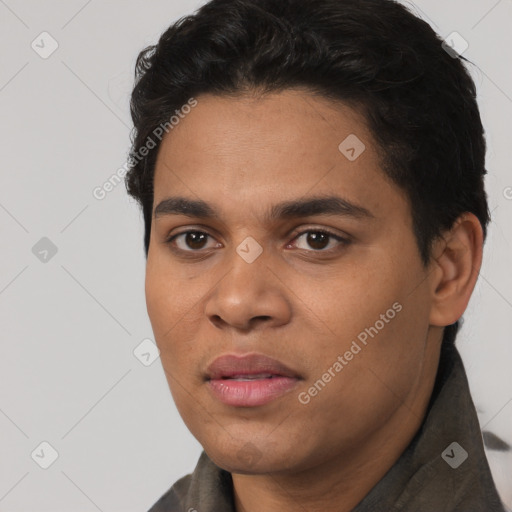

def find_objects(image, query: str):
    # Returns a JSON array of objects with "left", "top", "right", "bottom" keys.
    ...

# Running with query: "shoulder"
[
  {"left": 145, "top": 451, "right": 234, "bottom": 512},
  {"left": 147, "top": 472, "right": 193, "bottom": 512}
]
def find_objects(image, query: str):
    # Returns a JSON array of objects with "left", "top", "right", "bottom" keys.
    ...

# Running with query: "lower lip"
[{"left": 207, "top": 376, "right": 299, "bottom": 407}]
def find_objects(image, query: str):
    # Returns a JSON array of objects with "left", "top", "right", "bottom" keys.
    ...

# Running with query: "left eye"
[{"left": 289, "top": 230, "right": 349, "bottom": 252}]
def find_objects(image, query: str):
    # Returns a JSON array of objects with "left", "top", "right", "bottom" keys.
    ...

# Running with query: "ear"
[{"left": 428, "top": 213, "right": 484, "bottom": 327}]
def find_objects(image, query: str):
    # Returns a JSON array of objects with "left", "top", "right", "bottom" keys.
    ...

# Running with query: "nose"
[{"left": 204, "top": 247, "right": 292, "bottom": 332}]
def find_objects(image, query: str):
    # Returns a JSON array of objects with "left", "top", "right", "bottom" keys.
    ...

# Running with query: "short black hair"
[{"left": 125, "top": 0, "right": 490, "bottom": 346}]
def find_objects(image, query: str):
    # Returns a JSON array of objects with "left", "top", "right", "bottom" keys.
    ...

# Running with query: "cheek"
[
  {"left": 144, "top": 255, "right": 210, "bottom": 377},
  {"left": 145, "top": 250, "right": 200, "bottom": 334},
  {"left": 145, "top": 265, "right": 202, "bottom": 412},
  {"left": 303, "top": 266, "right": 399, "bottom": 344},
  {"left": 145, "top": 262, "right": 193, "bottom": 380},
  {"left": 295, "top": 311, "right": 427, "bottom": 453},
  {"left": 301, "top": 257, "right": 428, "bottom": 396},
  {"left": 145, "top": 264, "right": 175, "bottom": 337}
]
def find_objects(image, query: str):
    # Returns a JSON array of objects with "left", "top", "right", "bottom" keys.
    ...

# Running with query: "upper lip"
[{"left": 205, "top": 353, "right": 300, "bottom": 380}]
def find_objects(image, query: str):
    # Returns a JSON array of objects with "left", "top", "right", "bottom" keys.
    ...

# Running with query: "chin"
[
  {"left": 211, "top": 453, "right": 279, "bottom": 475},
  {"left": 206, "top": 439, "right": 302, "bottom": 475}
]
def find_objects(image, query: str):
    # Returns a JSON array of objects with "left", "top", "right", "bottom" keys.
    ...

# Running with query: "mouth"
[
  {"left": 219, "top": 373, "right": 283, "bottom": 381},
  {"left": 205, "top": 353, "right": 301, "bottom": 407}
]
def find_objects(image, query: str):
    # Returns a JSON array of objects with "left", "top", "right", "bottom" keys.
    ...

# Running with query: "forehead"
[{"left": 152, "top": 90, "right": 408, "bottom": 224}]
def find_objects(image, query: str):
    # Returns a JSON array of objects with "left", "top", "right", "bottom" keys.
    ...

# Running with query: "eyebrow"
[{"left": 154, "top": 195, "right": 374, "bottom": 222}]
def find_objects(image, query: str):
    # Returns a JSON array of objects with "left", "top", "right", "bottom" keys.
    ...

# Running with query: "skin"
[{"left": 145, "top": 89, "right": 483, "bottom": 512}]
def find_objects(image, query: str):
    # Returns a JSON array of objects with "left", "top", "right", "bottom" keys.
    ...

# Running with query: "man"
[{"left": 124, "top": 0, "right": 507, "bottom": 510}]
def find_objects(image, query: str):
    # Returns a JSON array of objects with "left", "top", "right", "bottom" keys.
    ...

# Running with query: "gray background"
[{"left": 0, "top": 0, "right": 510, "bottom": 510}]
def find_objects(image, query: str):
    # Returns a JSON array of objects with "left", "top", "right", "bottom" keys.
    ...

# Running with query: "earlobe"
[{"left": 429, "top": 213, "right": 484, "bottom": 327}]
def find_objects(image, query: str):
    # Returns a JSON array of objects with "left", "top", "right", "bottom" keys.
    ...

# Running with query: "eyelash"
[{"left": 164, "top": 228, "right": 351, "bottom": 256}]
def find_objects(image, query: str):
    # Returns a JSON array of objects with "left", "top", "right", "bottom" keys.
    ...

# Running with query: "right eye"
[{"left": 165, "top": 230, "right": 223, "bottom": 253}]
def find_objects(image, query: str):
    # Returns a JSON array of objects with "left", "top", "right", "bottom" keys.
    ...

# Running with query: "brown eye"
[
  {"left": 291, "top": 230, "right": 349, "bottom": 252},
  {"left": 183, "top": 232, "right": 208, "bottom": 250},
  {"left": 166, "top": 231, "right": 219, "bottom": 252},
  {"left": 305, "top": 232, "right": 330, "bottom": 250}
]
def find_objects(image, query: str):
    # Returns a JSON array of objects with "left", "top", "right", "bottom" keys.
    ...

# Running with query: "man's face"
[{"left": 146, "top": 90, "right": 441, "bottom": 474}]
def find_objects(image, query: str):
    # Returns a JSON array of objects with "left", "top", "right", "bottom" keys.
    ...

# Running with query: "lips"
[
  {"left": 205, "top": 353, "right": 300, "bottom": 381},
  {"left": 205, "top": 353, "right": 301, "bottom": 407}
]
